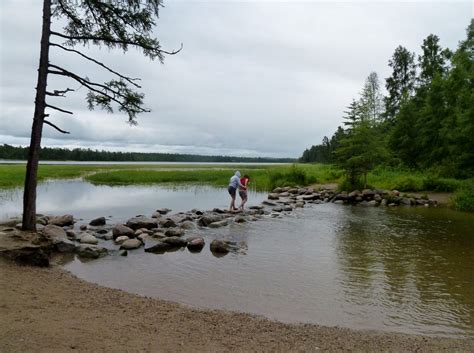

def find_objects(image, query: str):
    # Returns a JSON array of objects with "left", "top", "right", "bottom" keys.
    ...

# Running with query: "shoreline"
[{"left": 1, "top": 260, "right": 472, "bottom": 353}]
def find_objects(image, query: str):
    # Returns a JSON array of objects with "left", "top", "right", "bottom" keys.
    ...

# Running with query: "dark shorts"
[
  {"left": 239, "top": 190, "right": 248, "bottom": 200},
  {"left": 228, "top": 186, "right": 237, "bottom": 197}
]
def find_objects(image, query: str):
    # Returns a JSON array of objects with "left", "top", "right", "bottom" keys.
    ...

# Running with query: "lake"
[{"left": 1, "top": 180, "right": 473, "bottom": 339}]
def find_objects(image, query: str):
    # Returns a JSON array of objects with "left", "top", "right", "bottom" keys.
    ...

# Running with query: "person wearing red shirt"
[{"left": 238, "top": 175, "right": 250, "bottom": 210}]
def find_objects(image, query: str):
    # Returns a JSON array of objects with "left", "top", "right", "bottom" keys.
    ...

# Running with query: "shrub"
[
  {"left": 452, "top": 181, "right": 474, "bottom": 212},
  {"left": 392, "top": 176, "right": 423, "bottom": 191},
  {"left": 422, "top": 177, "right": 461, "bottom": 192}
]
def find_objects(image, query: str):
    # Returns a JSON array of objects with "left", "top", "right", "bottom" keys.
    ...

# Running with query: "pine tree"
[{"left": 22, "top": 0, "right": 181, "bottom": 230}]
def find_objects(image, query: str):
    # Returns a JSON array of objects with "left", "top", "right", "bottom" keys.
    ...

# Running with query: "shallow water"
[
  {"left": 63, "top": 203, "right": 474, "bottom": 339},
  {"left": 0, "top": 180, "right": 266, "bottom": 222}
]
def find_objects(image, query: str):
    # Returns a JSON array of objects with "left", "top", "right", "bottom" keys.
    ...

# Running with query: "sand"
[{"left": 0, "top": 260, "right": 472, "bottom": 353}]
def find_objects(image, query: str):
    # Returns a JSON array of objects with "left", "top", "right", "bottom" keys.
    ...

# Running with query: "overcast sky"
[{"left": 0, "top": 1, "right": 472, "bottom": 158}]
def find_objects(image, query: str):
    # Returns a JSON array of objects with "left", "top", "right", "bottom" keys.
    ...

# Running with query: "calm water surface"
[{"left": 1, "top": 181, "right": 473, "bottom": 338}]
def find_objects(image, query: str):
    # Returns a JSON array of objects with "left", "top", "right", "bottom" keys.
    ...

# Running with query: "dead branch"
[
  {"left": 44, "top": 120, "right": 70, "bottom": 134},
  {"left": 50, "top": 43, "right": 141, "bottom": 88},
  {"left": 46, "top": 88, "right": 75, "bottom": 97},
  {"left": 45, "top": 104, "right": 74, "bottom": 115}
]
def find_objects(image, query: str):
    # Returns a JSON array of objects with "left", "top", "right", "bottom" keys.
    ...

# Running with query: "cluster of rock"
[
  {"left": 0, "top": 185, "right": 438, "bottom": 267},
  {"left": 330, "top": 189, "right": 437, "bottom": 207}
]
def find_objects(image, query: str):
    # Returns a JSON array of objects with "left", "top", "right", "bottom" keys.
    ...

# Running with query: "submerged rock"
[
  {"left": 144, "top": 241, "right": 174, "bottom": 253},
  {"left": 210, "top": 239, "right": 231, "bottom": 254},
  {"left": 126, "top": 217, "right": 158, "bottom": 230}
]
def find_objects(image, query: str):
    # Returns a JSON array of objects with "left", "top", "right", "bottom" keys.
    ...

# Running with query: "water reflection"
[
  {"left": 0, "top": 180, "right": 267, "bottom": 222},
  {"left": 335, "top": 206, "right": 474, "bottom": 337}
]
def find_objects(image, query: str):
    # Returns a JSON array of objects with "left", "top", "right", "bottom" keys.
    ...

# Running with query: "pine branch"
[
  {"left": 50, "top": 31, "right": 182, "bottom": 57},
  {"left": 44, "top": 120, "right": 70, "bottom": 134},
  {"left": 45, "top": 104, "right": 74, "bottom": 115},
  {"left": 50, "top": 42, "right": 141, "bottom": 88},
  {"left": 46, "top": 88, "right": 75, "bottom": 97}
]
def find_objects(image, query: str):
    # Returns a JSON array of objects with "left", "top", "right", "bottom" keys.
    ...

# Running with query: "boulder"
[
  {"left": 137, "top": 233, "right": 149, "bottom": 242},
  {"left": 112, "top": 224, "right": 135, "bottom": 239},
  {"left": 272, "top": 187, "right": 283, "bottom": 193},
  {"left": 155, "top": 208, "right": 171, "bottom": 215},
  {"left": 198, "top": 214, "right": 223, "bottom": 227},
  {"left": 268, "top": 193, "right": 279, "bottom": 200},
  {"left": 76, "top": 244, "right": 107, "bottom": 259},
  {"left": 162, "top": 237, "right": 188, "bottom": 247},
  {"left": 209, "top": 220, "right": 228, "bottom": 228},
  {"left": 159, "top": 218, "right": 177, "bottom": 228},
  {"left": 89, "top": 217, "right": 106, "bottom": 226},
  {"left": 180, "top": 221, "right": 196, "bottom": 230},
  {"left": 164, "top": 228, "right": 185, "bottom": 237},
  {"left": 120, "top": 239, "right": 142, "bottom": 250},
  {"left": 187, "top": 237, "right": 205, "bottom": 251},
  {"left": 54, "top": 238, "right": 76, "bottom": 253},
  {"left": 80, "top": 233, "right": 98, "bottom": 245},
  {"left": 42, "top": 225, "right": 67, "bottom": 239},
  {"left": 126, "top": 217, "right": 158, "bottom": 230},
  {"left": 49, "top": 214, "right": 74, "bottom": 227},
  {"left": 210, "top": 239, "right": 231, "bottom": 254},
  {"left": 79, "top": 224, "right": 88, "bottom": 231},
  {"left": 283, "top": 205, "right": 293, "bottom": 212},
  {"left": 144, "top": 241, "right": 174, "bottom": 253},
  {"left": 295, "top": 202, "right": 305, "bottom": 208},
  {"left": 367, "top": 200, "right": 378, "bottom": 207},
  {"left": 212, "top": 208, "right": 226, "bottom": 214},
  {"left": 152, "top": 232, "right": 166, "bottom": 239},
  {"left": 262, "top": 200, "right": 277, "bottom": 206},
  {"left": 234, "top": 216, "right": 247, "bottom": 223},
  {"left": 114, "top": 235, "right": 130, "bottom": 245},
  {"left": 66, "top": 230, "right": 78, "bottom": 241}
]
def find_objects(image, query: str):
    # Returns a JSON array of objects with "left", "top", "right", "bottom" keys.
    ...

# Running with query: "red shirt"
[{"left": 240, "top": 177, "right": 249, "bottom": 189}]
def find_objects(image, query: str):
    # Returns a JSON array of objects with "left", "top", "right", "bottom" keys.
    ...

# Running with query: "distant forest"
[
  {"left": 0, "top": 144, "right": 295, "bottom": 163},
  {"left": 300, "top": 20, "right": 473, "bottom": 182}
]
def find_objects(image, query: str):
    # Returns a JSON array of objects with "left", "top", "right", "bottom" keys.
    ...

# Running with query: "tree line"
[
  {"left": 0, "top": 144, "right": 295, "bottom": 164},
  {"left": 300, "top": 20, "right": 473, "bottom": 187}
]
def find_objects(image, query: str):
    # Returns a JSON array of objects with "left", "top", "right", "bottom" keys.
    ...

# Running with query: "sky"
[{"left": 0, "top": 1, "right": 472, "bottom": 158}]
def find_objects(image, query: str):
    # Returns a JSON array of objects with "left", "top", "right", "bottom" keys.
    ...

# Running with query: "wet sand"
[{"left": 0, "top": 260, "right": 472, "bottom": 353}]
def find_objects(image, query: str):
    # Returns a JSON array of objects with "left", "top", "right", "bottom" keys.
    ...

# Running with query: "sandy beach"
[{"left": 0, "top": 260, "right": 472, "bottom": 353}]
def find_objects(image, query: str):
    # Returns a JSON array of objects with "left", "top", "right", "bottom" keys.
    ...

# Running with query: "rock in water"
[
  {"left": 112, "top": 225, "right": 135, "bottom": 239},
  {"left": 76, "top": 244, "right": 107, "bottom": 259},
  {"left": 80, "top": 234, "right": 98, "bottom": 245},
  {"left": 208, "top": 220, "right": 228, "bottom": 229},
  {"left": 89, "top": 217, "right": 106, "bottom": 226},
  {"left": 161, "top": 237, "right": 188, "bottom": 247},
  {"left": 144, "top": 242, "right": 174, "bottom": 253},
  {"left": 126, "top": 217, "right": 158, "bottom": 230},
  {"left": 210, "top": 239, "right": 230, "bottom": 254},
  {"left": 186, "top": 237, "right": 205, "bottom": 252},
  {"left": 48, "top": 214, "right": 74, "bottom": 227},
  {"left": 42, "top": 225, "right": 67, "bottom": 239},
  {"left": 164, "top": 228, "right": 185, "bottom": 237},
  {"left": 114, "top": 236, "right": 130, "bottom": 245},
  {"left": 120, "top": 239, "right": 142, "bottom": 250}
]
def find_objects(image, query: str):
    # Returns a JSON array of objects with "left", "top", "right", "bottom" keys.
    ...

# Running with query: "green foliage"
[
  {"left": 267, "top": 164, "right": 311, "bottom": 189},
  {"left": 0, "top": 144, "right": 295, "bottom": 164},
  {"left": 452, "top": 181, "right": 474, "bottom": 212}
]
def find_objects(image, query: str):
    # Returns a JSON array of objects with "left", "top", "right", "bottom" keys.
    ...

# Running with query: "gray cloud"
[{"left": 1, "top": 0, "right": 472, "bottom": 157}]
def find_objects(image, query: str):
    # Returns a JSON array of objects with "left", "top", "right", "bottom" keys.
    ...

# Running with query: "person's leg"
[{"left": 229, "top": 187, "right": 236, "bottom": 211}]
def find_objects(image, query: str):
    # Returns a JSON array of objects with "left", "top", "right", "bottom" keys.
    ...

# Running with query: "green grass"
[{"left": 451, "top": 180, "right": 474, "bottom": 212}]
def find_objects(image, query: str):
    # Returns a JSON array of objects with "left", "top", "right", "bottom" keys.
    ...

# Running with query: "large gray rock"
[
  {"left": 89, "top": 217, "right": 106, "bottom": 226},
  {"left": 120, "top": 238, "right": 142, "bottom": 250},
  {"left": 209, "top": 220, "right": 228, "bottom": 229},
  {"left": 155, "top": 208, "right": 171, "bottom": 215},
  {"left": 112, "top": 224, "right": 135, "bottom": 239},
  {"left": 54, "top": 238, "right": 76, "bottom": 253},
  {"left": 80, "top": 233, "right": 98, "bottom": 245},
  {"left": 159, "top": 218, "right": 177, "bottom": 228},
  {"left": 268, "top": 193, "right": 279, "bottom": 200},
  {"left": 210, "top": 239, "right": 231, "bottom": 254},
  {"left": 114, "top": 235, "right": 130, "bottom": 245},
  {"left": 126, "top": 217, "right": 158, "bottom": 230},
  {"left": 161, "top": 237, "right": 188, "bottom": 247},
  {"left": 76, "top": 244, "right": 107, "bottom": 259},
  {"left": 262, "top": 200, "right": 277, "bottom": 206},
  {"left": 164, "top": 228, "right": 185, "bottom": 237},
  {"left": 186, "top": 237, "right": 205, "bottom": 252},
  {"left": 144, "top": 241, "right": 174, "bottom": 253},
  {"left": 198, "top": 214, "right": 223, "bottom": 227},
  {"left": 49, "top": 214, "right": 74, "bottom": 227},
  {"left": 42, "top": 225, "right": 67, "bottom": 239},
  {"left": 180, "top": 221, "right": 196, "bottom": 230}
]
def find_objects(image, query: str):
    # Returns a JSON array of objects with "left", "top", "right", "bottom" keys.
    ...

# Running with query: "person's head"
[
  {"left": 235, "top": 171, "right": 241, "bottom": 177},
  {"left": 244, "top": 175, "right": 250, "bottom": 180}
]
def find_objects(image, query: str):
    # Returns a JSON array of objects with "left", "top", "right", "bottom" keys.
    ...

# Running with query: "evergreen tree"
[
  {"left": 359, "top": 72, "right": 383, "bottom": 123},
  {"left": 384, "top": 46, "right": 417, "bottom": 124},
  {"left": 22, "top": 0, "right": 181, "bottom": 230},
  {"left": 418, "top": 34, "right": 450, "bottom": 86}
]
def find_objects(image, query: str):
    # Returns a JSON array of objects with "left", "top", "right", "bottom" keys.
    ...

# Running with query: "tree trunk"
[{"left": 22, "top": 0, "right": 52, "bottom": 231}]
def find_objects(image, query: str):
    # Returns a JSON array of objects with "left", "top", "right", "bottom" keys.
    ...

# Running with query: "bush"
[
  {"left": 268, "top": 164, "right": 308, "bottom": 190},
  {"left": 422, "top": 177, "right": 461, "bottom": 192},
  {"left": 392, "top": 176, "right": 423, "bottom": 191},
  {"left": 452, "top": 181, "right": 474, "bottom": 212}
]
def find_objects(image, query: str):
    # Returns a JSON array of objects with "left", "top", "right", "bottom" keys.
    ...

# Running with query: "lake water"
[{"left": 1, "top": 180, "right": 473, "bottom": 339}]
